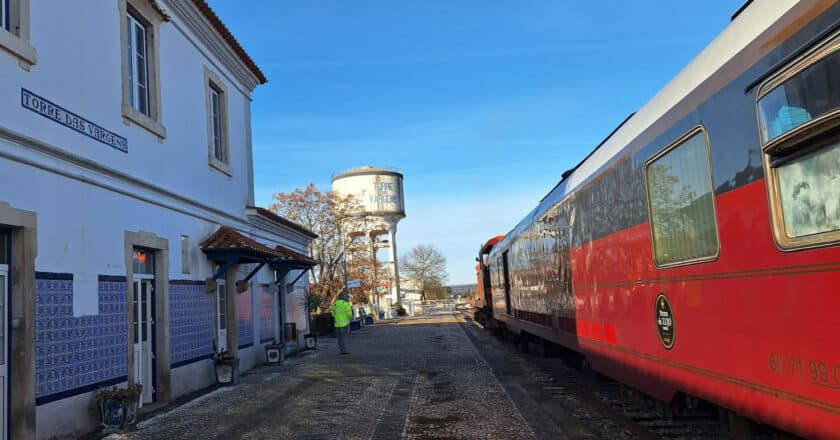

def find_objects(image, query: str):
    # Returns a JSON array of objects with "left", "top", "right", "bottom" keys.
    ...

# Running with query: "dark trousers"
[{"left": 337, "top": 325, "right": 349, "bottom": 353}]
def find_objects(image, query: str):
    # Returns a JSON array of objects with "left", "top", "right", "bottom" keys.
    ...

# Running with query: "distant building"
[
  {"left": 449, "top": 284, "right": 478, "bottom": 298},
  {"left": 396, "top": 276, "right": 420, "bottom": 303},
  {"left": 0, "top": 1, "right": 314, "bottom": 438}
]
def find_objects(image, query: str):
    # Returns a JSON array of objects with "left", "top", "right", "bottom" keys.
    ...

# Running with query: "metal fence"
[{"left": 408, "top": 300, "right": 456, "bottom": 316}]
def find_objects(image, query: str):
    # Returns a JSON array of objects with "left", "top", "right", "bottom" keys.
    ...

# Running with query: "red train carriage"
[
  {"left": 474, "top": 236, "right": 504, "bottom": 326},
  {"left": 485, "top": 1, "right": 840, "bottom": 438}
]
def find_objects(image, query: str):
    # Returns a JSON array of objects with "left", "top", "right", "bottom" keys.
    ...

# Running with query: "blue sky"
[{"left": 209, "top": 1, "right": 742, "bottom": 284}]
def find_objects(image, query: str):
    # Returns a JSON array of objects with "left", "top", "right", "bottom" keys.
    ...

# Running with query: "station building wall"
[{"left": 0, "top": 0, "right": 293, "bottom": 438}]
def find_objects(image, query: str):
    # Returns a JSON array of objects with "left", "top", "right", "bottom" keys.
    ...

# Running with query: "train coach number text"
[{"left": 769, "top": 353, "right": 840, "bottom": 390}]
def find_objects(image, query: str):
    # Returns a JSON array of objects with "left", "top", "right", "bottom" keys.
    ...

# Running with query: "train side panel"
[
  {"left": 487, "top": 2, "right": 840, "bottom": 438},
  {"left": 572, "top": 178, "right": 840, "bottom": 438}
]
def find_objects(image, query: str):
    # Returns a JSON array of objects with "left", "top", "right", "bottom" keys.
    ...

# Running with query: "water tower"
[{"left": 332, "top": 167, "right": 405, "bottom": 313}]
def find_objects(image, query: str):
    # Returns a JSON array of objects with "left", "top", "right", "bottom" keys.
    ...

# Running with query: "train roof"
[
  {"left": 480, "top": 236, "right": 505, "bottom": 254},
  {"left": 493, "top": 0, "right": 797, "bottom": 253}
]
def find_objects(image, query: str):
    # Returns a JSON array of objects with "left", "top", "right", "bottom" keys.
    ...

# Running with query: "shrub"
[{"left": 95, "top": 383, "right": 142, "bottom": 402}]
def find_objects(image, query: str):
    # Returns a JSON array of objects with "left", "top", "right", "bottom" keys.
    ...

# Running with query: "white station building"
[{"left": 0, "top": 1, "right": 316, "bottom": 438}]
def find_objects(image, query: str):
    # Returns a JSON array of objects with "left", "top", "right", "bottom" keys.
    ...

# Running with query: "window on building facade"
[
  {"left": 758, "top": 31, "right": 840, "bottom": 249},
  {"left": 205, "top": 67, "right": 232, "bottom": 174},
  {"left": 132, "top": 248, "right": 155, "bottom": 275},
  {"left": 645, "top": 128, "right": 719, "bottom": 267},
  {"left": 2, "top": 0, "right": 9, "bottom": 31},
  {"left": 0, "top": 0, "right": 36, "bottom": 67},
  {"left": 210, "top": 84, "right": 225, "bottom": 162},
  {"left": 126, "top": 11, "right": 150, "bottom": 117},
  {"left": 119, "top": 0, "right": 165, "bottom": 138},
  {"left": 180, "top": 235, "right": 191, "bottom": 275}
]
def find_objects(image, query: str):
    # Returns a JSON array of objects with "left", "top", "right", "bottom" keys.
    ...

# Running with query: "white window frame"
[
  {"left": 180, "top": 235, "right": 190, "bottom": 275},
  {"left": 126, "top": 12, "right": 150, "bottom": 118},
  {"left": 204, "top": 67, "right": 232, "bottom": 175},
  {"left": 210, "top": 85, "right": 224, "bottom": 161},
  {"left": 119, "top": 0, "right": 166, "bottom": 139},
  {"left": 216, "top": 278, "right": 229, "bottom": 352},
  {"left": 0, "top": 0, "right": 36, "bottom": 68}
]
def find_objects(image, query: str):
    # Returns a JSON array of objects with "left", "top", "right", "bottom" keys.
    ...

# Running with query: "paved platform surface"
[{"left": 105, "top": 315, "right": 559, "bottom": 440}]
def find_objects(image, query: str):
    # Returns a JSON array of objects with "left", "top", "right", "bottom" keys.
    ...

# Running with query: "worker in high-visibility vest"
[{"left": 331, "top": 291, "right": 353, "bottom": 355}]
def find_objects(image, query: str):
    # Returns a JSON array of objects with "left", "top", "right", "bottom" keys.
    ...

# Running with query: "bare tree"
[
  {"left": 269, "top": 183, "right": 377, "bottom": 308},
  {"left": 400, "top": 244, "right": 448, "bottom": 301}
]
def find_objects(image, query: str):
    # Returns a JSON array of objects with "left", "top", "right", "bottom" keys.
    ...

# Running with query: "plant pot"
[
  {"left": 124, "top": 396, "right": 139, "bottom": 426},
  {"left": 265, "top": 343, "right": 284, "bottom": 364},
  {"left": 214, "top": 357, "right": 240, "bottom": 386},
  {"left": 98, "top": 398, "right": 125, "bottom": 429},
  {"left": 97, "top": 396, "right": 139, "bottom": 431},
  {"left": 303, "top": 334, "right": 317, "bottom": 350}
]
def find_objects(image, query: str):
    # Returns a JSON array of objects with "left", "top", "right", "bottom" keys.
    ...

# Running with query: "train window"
[
  {"left": 493, "top": 257, "right": 503, "bottom": 291},
  {"left": 645, "top": 127, "right": 719, "bottom": 267},
  {"left": 757, "top": 31, "right": 840, "bottom": 249},
  {"left": 758, "top": 44, "right": 839, "bottom": 143}
]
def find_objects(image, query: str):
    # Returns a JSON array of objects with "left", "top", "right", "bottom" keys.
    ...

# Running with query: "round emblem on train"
[{"left": 655, "top": 293, "right": 675, "bottom": 350}]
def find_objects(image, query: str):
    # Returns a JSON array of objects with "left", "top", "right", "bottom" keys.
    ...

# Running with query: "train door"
[
  {"left": 502, "top": 251, "right": 512, "bottom": 315},
  {"left": 481, "top": 262, "right": 493, "bottom": 309}
]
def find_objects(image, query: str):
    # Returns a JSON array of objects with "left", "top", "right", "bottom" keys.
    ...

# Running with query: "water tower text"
[{"left": 371, "top": 182, "right": 400, "bottom": 205}]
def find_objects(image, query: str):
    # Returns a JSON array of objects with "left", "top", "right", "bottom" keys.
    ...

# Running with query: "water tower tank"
[
  {"left": 331, "top": 167, "right": 405, "bottom": 220},
  {"left": 332, "top": 167, "right": 406, "bottom": 314}
]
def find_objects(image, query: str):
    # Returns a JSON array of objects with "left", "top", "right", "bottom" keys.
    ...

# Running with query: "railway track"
[
  {"left": 459, "top": 313, "right": 774, "bottom": 439},
  {"left": 536, "top": 358, "right": 726, "bottom": 440}
]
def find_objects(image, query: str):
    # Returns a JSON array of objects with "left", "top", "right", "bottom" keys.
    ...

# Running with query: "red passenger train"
[{"left": 479, "top": 1, "right": 840, "bottom": 438}]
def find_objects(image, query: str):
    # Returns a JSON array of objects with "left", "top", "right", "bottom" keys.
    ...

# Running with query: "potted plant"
[
  {"left": 265, "top": 340, "right": 285, "bottom": 364},
  {"left": 212, "top": 349, "right": 240, "bottom": 386},
  {"left": 302, "top": 292, "right": 323, "bottom": 350},
  {"left": 95, "top": 383, "right": 142, "bottom": 431}
]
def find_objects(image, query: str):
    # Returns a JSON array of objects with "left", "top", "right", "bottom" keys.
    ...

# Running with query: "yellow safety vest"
[{"left": 332, "top": 300, "right": 352, "bottom": 328}]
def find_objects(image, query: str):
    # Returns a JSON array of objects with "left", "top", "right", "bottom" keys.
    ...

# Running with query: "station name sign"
[{"left": 21, "top": 88, "right": 128, "bottom": 153}]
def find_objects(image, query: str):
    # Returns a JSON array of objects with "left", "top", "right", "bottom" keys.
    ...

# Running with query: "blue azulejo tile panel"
[
  {"left": 35, "top": 277, "right": 128, "bottom": 400},
  {"left": 259, "top": 285, "right": 274, "bottom": 342},
  {"left": 236, "top": 288, "right": 253, "bottom": 347},
  {"left": 169, "top": 281, "right": 215, "bottom": 365}
]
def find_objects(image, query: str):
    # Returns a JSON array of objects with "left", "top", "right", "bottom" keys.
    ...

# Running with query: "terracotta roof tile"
[
  {"left": 274, "top": 245, "right": 317, "bottom": 264},
  {"left": 201, "top": 226, "right": 280, "bottom": 259},
  {"left": 192, "top": 0, "right": 267, "bottom": 84},
  {"left": 201, "top": 226, "right": 317, "bottom": 266}
]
